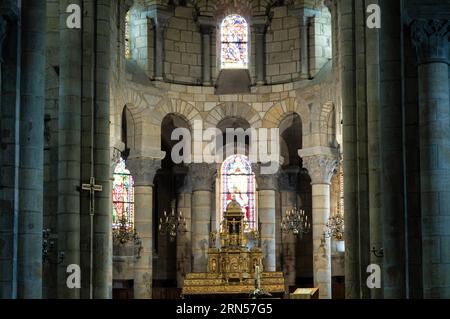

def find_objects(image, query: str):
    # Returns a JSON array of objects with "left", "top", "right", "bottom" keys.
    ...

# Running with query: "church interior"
[{"left": 0, "top": 0, "right": 449, "bottom": 300}]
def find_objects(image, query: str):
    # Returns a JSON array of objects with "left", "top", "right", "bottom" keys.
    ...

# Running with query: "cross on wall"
[{"left": 82, "top": 177, "right": 103, "bottom": 216}]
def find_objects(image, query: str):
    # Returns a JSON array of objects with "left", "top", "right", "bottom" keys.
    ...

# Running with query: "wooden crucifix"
[{"left": 82, "top": 177, "right": 103, "bottom": 216}]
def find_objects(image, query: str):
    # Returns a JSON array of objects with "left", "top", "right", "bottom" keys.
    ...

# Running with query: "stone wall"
[
  {"left": 164, "top": 7, "right": 202, "bottom": 84},
  {"left": 309, "top": 6, "right": 332, "bottom": 77},
  {"left": 265, "top": 6, "right": 300, "bottom": 83},
  {"left": 125, "top": 3, "right": 332, "bottom": 86}
]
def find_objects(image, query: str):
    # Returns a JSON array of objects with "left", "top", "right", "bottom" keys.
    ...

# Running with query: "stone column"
[
  {"left": 17, "top": 0, "right": 46, "bottom": 299},
  {"left": 253, "top": 17, "right": 268, "bottom": 85},
  {"left": 338, "top": 0, "right": 360, "bottom": 299},
  {"left": 175, "top": 170, "right": 192, "bottom": 287},
  {"left": 0, "top": 15, "right": 7, "bottom": 64},
  {"left": 128, "top": 158, "right": 161, "bottom": 299},
  {"left": 300, "top": 150, "right": 338, "bottom": 299},
  {"left": 198, "top": 17, "right": 214, "bottom": 86},
  {"left": 279, "top": 168, "right": 299, "bottom": 289},
  {"left": 151, "top": 10, "right": 172, "bottom": 81},
  {"left": 190, "top": 163, "right": 216, "bottom": 273},
  {"left": 93, "top": 0, "right": 113, "bottom": 299},
  {"left": 294, "top": 9, "right": 317, "bottom": 79},
  {"left": 0, "top": 4, "right": 20, "bottom": 299},
  {"left": 365, "top": 0, "right": 383, "bottom": 300},
  {"left": 57, "top": 0, "right": 82, "bottom": 299},
  {"left": 411, "top": 19, "right": 450, "bottom": 299},
  {"left": 379, "top": 0, "right": 406, "bottom": 299},
  {"left": 253, "top": 164, "right": 278, "bottom": 272}
]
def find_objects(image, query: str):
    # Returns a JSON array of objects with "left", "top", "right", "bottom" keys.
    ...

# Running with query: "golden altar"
[{"left": 181, "top": 200, "right": 285, "bottom": 297}]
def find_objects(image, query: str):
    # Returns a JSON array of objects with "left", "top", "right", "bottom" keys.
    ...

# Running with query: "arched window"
[
  {"left": 219, "top": 155, "right": 256, "bottom": 231},
  {"left": 112, "top": 158, "right": 135, "bottom": 229},
  {"left": 221, "top": 14, "right": 248, "bottom": 69},
  {"left": 125, "top": 11, "right": 131, "bottom": 59}
]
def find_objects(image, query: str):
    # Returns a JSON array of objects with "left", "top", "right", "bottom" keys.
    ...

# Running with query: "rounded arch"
[
  {"left": 160, "top": 113, "right": 192, "bottom": 168},
  {"left": 319, "top": 101, "right": 336, "bottom": 147},
  {"left": 205, "top": 102, "right": 262, "bottom": 129},
  {"left": 279, "top": 113, "right": 303, "bottom": 167},
  {"left": 151, "top": 98, "right": 202, "bottom": 129},
  {"left": 319, "top": 101, "right": 335, "bottom": 133},
  {"left": 262, "top": 97, "right": 310, "bottom": 132},
  {"left": 214, "top": 0, "right": 252, "bottom": 21},
  {"left": 121, "top": 105, "right": 136, "bottom": 156}
]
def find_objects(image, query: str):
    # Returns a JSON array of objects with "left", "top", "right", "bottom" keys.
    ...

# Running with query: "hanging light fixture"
[
  {"left": 280, "top": 206, "right": 311, "bottom": 239},
  {"left": 324, "top": 212, "right": 344, "bottom": 241},
  {"left": 159, "top": 208, "right": 187, "bottom": 242},
  {"left": 112, "top": 214, "right": 143, "bottom": 258}
]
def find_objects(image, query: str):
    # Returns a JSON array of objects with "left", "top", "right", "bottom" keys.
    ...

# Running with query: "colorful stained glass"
[
  {"left": 220, "top": 155, "right": 256, "bottom": 231},
  {"left": 221, "top": 14, "right": 248, "bottom": 69},
  {"left": 112, "top": 158, "right": 134, "bottom": 229}
]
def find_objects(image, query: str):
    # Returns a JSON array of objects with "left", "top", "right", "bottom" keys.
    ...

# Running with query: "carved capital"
[
  {"left": 174, "top": 166, "right": 191, "bottom": 194},
  {"left": 411, "top": 19, "right": 450, "bottom": 65},
  {"left": 127, "top": 158, "right": 161, "bottom": 186},
  {"left": 189, "top": 163, "right": 216, "bottom": 191},
  {"left": 252, "top": 163, "right": 280, "bottom": 191},
  {"left": 197, "top": 15, "right": 215, "bottom": 34},
  {"left": 302, "top": 155, "right": 337, "bottom": 185},
  {"left": 252, "top": 15, "right": 270, "bottom": 34},
  {"left": 149, "top": 8, "right": 173, "bottom": 30}
]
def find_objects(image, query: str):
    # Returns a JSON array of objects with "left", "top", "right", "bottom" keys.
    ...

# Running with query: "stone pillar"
[
  {"left": 365, "top": 0, "right": 383, "bottom": 299},
  {"left": 198, "top": 17, "right": 214, "bottom": 86},
  {"left": 379, "top": 0, "right": 407, "bottom": 298},
  {"left": 253, "top": 164, "right": 278, "bottom": 272},
  {"left": 190, "top": 163, "right": 215, "bottom": 272},
  {"left": 294, "top": 9, "right": 317, "bottom": 79},
  {"left": 0, "top": 4, "right": 20, "bottom": 299},
  {"left": 175, "top": 170, "right": 192, "bottom": 288},
  {"left": 338, "top": 0, "right": 360, "bottom": 299},
  {"left": 151, "top": 10, "right": 172, "bottom": 81},
  {"left": 300, "top": 150, "right": 338, "bottom": 299},
  {"left": 93, "top": 0, "right": 113, "bottom": 299},
  {"left": 57, "top": 0, "right": 82, "bottom": 299},
  {"left": 253, "top": 17, "right": 268, "bottom": 85},
  {"left": 411, "top": 19, "right": 450, "bottom": 299},
  {"left": 17, "top": 0, "right": 46, "bottom": 299},
  {"left": 279, "top": 168, "right": 299, "bottom": 289},
  {"left": 0, "top": 15, "right": 7, "bottom": 64},
  {"left": 128, "top": 158, "right": 161, "bottom": 299}
]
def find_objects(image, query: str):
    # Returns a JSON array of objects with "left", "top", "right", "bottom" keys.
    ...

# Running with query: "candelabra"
[
  {"left": 158, "top": 208, "right": 187, "bottom": 242},
  {"left": 280, "top": 206, "right": 311, "bottom": 239},
  {"left": 324, "top": 212, "right": 344, "bottom": 241},
  {"left": 112, "top": 214, "right": 143, "bottom": 258}
]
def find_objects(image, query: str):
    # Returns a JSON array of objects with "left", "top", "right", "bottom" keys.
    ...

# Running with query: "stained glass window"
[
  {"left": 221, "top": 14, "right": 248, "bottom": 69},
  {"left": 112, "top": 158, "right": 134, "bottom": 229},
  {"left": 220, "top": 155, "right": 257, "bottom": 231},
  {"left": 125, "top": 11, "right": 131, "bottom": 59}
]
